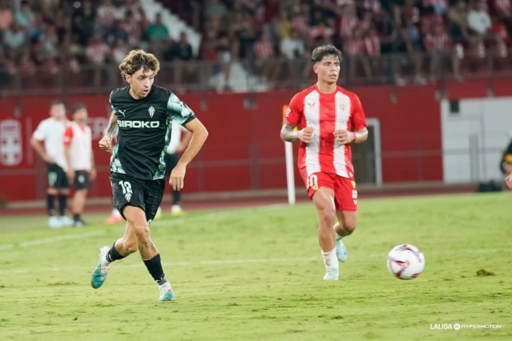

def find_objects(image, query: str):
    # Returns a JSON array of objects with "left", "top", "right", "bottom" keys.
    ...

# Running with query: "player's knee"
[
  {"left": 123, "top": 240, "right": 138, "bottom": 254},
  {"left": 132, "top": 223, "right": 150, "bottom": 238},
  {"left": 344, "top": 221, "right": 357, "bottom": 235},
  {"left": 319, "top": 207, "right": 336, "bottom": 225}
]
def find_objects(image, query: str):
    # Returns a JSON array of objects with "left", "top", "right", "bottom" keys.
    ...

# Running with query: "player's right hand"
[
  {"left": 99, "top": 135, "right": 112, "bottom": 152},
  {"left": 43, "top": 155, "right": 55, "bottom": 163},
  {"left": 298, "top": 127, "right": 314, "bottom": 144}
]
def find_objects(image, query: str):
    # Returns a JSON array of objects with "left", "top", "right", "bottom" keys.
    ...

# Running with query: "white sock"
[
  {"left": 333, "top": 222, "right": 343, "bottom": 241},
  {"left": 321, "top": 248, "right": 339, "bottom": 271}
]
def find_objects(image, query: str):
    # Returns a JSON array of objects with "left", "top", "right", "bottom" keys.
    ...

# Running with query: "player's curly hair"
[
  {"left": 119, "top": 50, "right": 160, "bottom": 80},
  {"left": 311, "top": 44, "right": 342, "bottom": 64}
]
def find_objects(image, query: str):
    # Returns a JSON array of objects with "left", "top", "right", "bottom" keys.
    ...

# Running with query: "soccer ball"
[{"left": 387, "top": 244, "right": 425, "bottom": 280}]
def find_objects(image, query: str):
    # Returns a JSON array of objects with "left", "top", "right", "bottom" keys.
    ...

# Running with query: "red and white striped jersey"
[
  {"left": 63, "top": 122, "right": 92, "bottom": 171},
  {"left": 364, "top": 35, "right": 381, "bottom": 56},
  {"left": 345, "top": 38, "right": 365, "bottom": 56},
  {"left": 360, "top": 0, "right": 380, "bottom": 13},
  {"left": 339, "top": 16, "right": 358, "bottom": 38},
  {"left": 285, "top": 85, "right": 367, "bottom": 179},
  {"left": 254, "top": 40, "right": 274, "bottom": 59},
  {"left": 494, "top": 0, "right": 511, "bottom": 14},
  {"left": 425, "top": 32, "right": 451, "bottom": 51}
]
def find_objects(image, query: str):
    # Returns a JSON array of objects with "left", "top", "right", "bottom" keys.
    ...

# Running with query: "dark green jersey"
[{"left": 109, "top": 85, "right": 196, "bottom": 180}]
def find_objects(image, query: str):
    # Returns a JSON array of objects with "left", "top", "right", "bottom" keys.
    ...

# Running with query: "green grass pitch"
[{"left": 0, "top": 193, "right": 511, "bottom": 341}]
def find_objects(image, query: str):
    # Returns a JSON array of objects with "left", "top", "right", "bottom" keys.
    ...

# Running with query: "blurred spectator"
[
  {"left": 147, "top": 13, "right": 170, "bottom": 60},
  {"left": 166, "top": 32, "right": 195, "bottom": 90},
  {"left": 280, "top": 28, "right": 306, "bottom": 84},
  {"left": 86, "top": 31, "right": 110, "bottom": 89},
  {"left": 0, "top": 0, "right": 13, "bottom": 31},
  {"left": 424, "top": 0, "right": 448, "bottom": 15},
  {"left": 0, "top": 46, "right": 12, "bottom": 87},
  {"left": 147, "top": 13, "right": 170, "bottom": 40},
  {"left": 15, "top": 0, "right": 35, "bottom": 29},
  {"left": 97, "top": 0, "right": 117, "bottom": 29},
  {"left": 4, "top": 22, "right": 26, "bottom": 62},
  {"left": 364, "top": 26, "right": 382, "bottom": 79},
  {"left": 345, "top": 27, "right": 372, "bottom": 81},
  {"left": 199, "top": 28, "right": 231, "bottom": 91},
  {"left": 121, "top": 10, "right": 142, "bottom": 46},
  {"left": 448, "top": 0, "right": 471, "bottom": 43},
  {"left": 467, "top": 0, "right": 492, "bottom": 38},
  {"left": 254, "top": 32, "right": 278, "bottom": 85},
  {"left": 72, "top": 0, "right": 96, "bottom": 45},
  {"left": 203, "top": 0, "right": 227, "bottom": 29},
  {"left": 425, "top": 23, "right": 461, "bottom": 81},
  {"left": 339, "top": 5, "right": 359, "bottom": 40}
]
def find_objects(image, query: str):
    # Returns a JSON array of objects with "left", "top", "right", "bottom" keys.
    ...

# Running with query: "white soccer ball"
[{"left": 387, "top": 244, "right": 425, "bottom": 280}]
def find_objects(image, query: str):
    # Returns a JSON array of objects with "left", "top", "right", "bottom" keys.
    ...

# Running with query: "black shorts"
[
  {"left": 164, "top": 153, "right": 180, "bottom": 177},
  {"left": 74, "top": 170, "right": 90, "bottom": 190},
  {"left": 47, "top": 163, "right": 69, "bottom": 189},
  {"left": 110, "top": 173, "right": 165, "bottom": 222}
]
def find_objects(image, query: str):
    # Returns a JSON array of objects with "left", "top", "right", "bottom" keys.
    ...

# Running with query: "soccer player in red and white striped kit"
[{"left": 281, "top": 45, "right": 368, "bottom": 280}]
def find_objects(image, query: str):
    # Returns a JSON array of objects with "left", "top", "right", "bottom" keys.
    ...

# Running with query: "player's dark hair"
[
  {"left": 311, "top": 44, "right": 342, "bottom": 64},
  {"left": 50, "top": 100, "right": 65, "bottom": 108},
  {"left": 119, "top": 50, "right": 160, "bottom": 80},
  {"left": 72, "top": 103, "right": 87, "bottom": 114}
]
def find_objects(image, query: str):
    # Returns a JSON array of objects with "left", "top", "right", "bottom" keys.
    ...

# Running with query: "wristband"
[{"left": 352, "top": 132, "right": 357, "bottom": 142}]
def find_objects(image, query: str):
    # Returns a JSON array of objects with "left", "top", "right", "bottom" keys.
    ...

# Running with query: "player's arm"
[
  {"left": 99, "top": 112, "right": 117, "bottom": 152},
  {"left": 506, "top": 173, "right": 512, "bottom": 189},
  {"left": 280, "top": 122, "right": 314, "bottom": 144},
  {"left": 176, "top": 128, "right": 193, "bottom": 153},
  {"left": 30, "top": 137, "right": 54, "bottom": 163},
  {"left": 334, "top": 127, "right": 369, "bottom": 145},
  {"left": 90, "top": 150, "right": 97, "bottom": 181},
  {"left": 63, "top": 144, "right": 74, "bottom": 180},
  {"left": 170, "top": 118, "right": 208, "bottom": 191},
  {"left": 63, "top": 126, "right": 74, "bottom": 179}
]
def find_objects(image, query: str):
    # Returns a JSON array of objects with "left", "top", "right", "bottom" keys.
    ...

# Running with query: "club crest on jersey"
[
  {"left": 340, "top": 101, "right": 349, "bottom": 112},
  {"left": 125, "top": 192, "right": 132, "bottom": 202},
  {"left": 148, "top": 106, "right": 155, "bottom": 118}
]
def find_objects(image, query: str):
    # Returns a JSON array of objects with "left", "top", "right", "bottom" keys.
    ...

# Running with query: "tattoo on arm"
[
  {"left": 280, "top": 122, "right": 299, "bottom": 142},
  {"left": 106, "top": 114, "right": 118, "bottom": 137}
]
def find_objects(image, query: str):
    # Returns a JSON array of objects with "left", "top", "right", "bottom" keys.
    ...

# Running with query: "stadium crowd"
[{"left": 0, "top": 0, "right": 511, "bottom": 88}]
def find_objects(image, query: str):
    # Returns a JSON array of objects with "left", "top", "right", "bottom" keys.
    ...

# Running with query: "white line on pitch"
[
  {"left": 150, "top": 204, "right": 287, "bottom": 227},
  {"left": 0, "top": 257, "right": 319, "bottom": 274},
  {"left": 0, "top": 231, "right": 105, "bottom": 251}
]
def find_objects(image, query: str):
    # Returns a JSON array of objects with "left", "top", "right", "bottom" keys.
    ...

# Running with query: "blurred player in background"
[
  {"left": 165, "top": 121, "right": 192, "bottom": 217},
  {"left": 502, "top": 131, "right": 512, "bottom": 190},
  {"left": 92, "top": 50, "right": 208, "bottom": 301},
  {"left": 281, "top": 45, "right": 368, "bottom": 281},
  {"left": 30, "top": 101, "right": 74, "bottom": 228},
  {"left": 63, "top": 104, "right": 96, "bottom": 227}
]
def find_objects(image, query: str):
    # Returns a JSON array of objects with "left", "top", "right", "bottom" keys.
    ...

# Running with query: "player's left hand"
[
  {"left": 170, "top": 164, "right": 186, "bottom": 191},
  {"left": 506, "top": 173, "right": 512, "bottom": 189},
  {"left": 334, "top": 130, "right": 354, "bottom": 145},
  {"left": 90, "top": 168, "right": 97, "bottom": 181},
  {"left": 67, "top": 169, "right": 75, "bottom": 181}
]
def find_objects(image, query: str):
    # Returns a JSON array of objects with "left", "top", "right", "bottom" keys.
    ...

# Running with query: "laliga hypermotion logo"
[{"left": 0, "top": 120, "right": 22, "bottom": 166}]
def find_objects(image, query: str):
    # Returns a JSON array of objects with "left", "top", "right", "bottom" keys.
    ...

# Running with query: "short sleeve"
[
  {"left": 285, "top": 92, "right": 303, "bottom": 127},
  {"left": 108, "top": 90, "right": 115, "bottom": 111},
  {"left": 63, "top": 126, "right": 74, "bottom": 146},
  {"left": 32, "top": 120, "right": 48, "bottom": 141},
  {"left": 351, "top": 94, "right": 367, "bottom": 131},
  {"left": 166, "top": 92, "right": 196, "bottom": 126}
]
